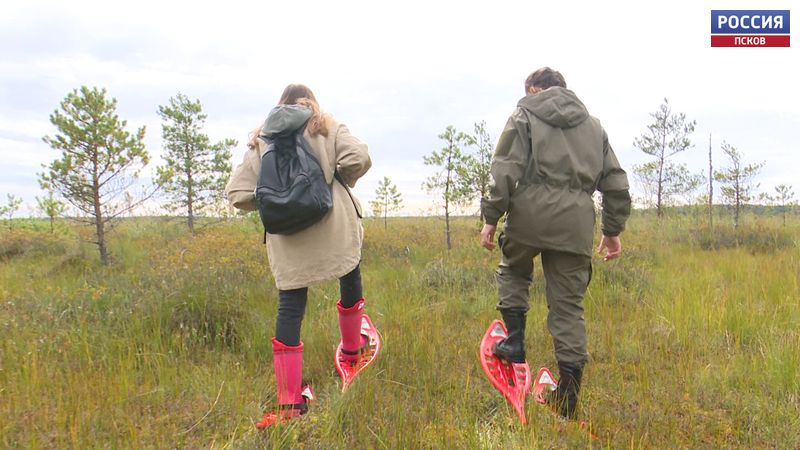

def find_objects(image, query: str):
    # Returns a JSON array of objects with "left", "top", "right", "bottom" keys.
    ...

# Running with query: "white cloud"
[{"left": 1, "top": 0, "right": 799, "bottom": 214}]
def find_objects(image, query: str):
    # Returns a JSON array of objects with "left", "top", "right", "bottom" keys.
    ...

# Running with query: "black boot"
[
  {"left": 492, "top": 309, "right": 526, "bottom": 363},
  {"left": 548, "top": 362, "right": 584, "bottom": 419}
]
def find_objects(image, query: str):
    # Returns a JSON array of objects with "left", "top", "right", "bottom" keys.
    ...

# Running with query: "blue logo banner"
[{"left": 711, "top": 10, "right": 790, "bottom": 34}]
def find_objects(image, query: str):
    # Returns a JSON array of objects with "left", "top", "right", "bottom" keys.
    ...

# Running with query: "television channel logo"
[{"left": 711, "top": 10, "right": 790, "bottom": 47}]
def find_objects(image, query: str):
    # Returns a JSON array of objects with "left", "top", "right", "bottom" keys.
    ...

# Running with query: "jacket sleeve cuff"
[
  {"left": 480, "top": 198, "right": 503, "bottom": 226},
  {"left": 481, "top": 205, "right": 502, "bottom": 226},
  {"left": 602, "top": 229, "right": 621, "bottom": 237}
]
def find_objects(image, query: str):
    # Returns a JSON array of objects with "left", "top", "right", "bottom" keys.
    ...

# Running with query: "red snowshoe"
[
  {"left": 479, "top": 320, "right": 532, "bottom": 424},
  {"left": 533, "top": 366, "right": 557, "bottom": 404},
  {"left": 335, "top": 314, "right": 381, "bottom": 392},
  {"left": 255, "top": 384, "right": 315, "bottom": 429}
]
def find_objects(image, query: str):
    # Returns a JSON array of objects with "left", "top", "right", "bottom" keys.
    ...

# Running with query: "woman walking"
[{"left": 226, "top": 84, "right": 376, "bottom": 428}]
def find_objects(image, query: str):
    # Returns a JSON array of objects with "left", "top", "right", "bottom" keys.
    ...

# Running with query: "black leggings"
[{"left": 275, "top": 264, "right": 363, "bottom": 346}]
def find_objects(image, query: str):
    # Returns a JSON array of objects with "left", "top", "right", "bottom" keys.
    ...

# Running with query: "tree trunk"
[
  {"left": 187, "top": 170, "right": 195, "bottom": 234},
  {"left": 657, "top": 157, "right": 664, "bottom": 217},
  {"left": 187, "top": 201, "right": 194, "bottom": 234},
  {"left": 657, "top": 132, "right": 666, "bottom": 217},
  {"left": 96, "top": 218, "right": 109, "bottom": 265},
  {"left": 49, "top": 215, "right": 54, "bottom": 234},
  {"left": 92, "top": 147, "right": 109, "bottom": 265},
  {"left": 444, "top": 148, "right": 453, "bottom": 250},
  {"left": 94, "top": 191, "right": 108, "bottom": 265},
  {"left": 445, "top": 199, "right": 451, "bottom": 250},
  {"left": 734, "top": 178, "right": 740, "bottom": 231},
  {"left": 708, "top": 133, "right": 713, "bottom": 229}
]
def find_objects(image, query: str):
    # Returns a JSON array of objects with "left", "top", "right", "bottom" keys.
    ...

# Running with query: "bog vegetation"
[
  {"left": 1, "top": 86, "right": 798, "bottom": 448},
  {"left": 1, "top": 212, "right": 798, "bottom": 448}
]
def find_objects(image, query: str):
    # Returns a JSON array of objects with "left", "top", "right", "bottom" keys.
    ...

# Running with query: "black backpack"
[{"left": 255, "top": 124, "right": 332, "bottom": 235}]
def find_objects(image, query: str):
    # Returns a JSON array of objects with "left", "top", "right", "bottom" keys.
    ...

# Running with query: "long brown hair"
[
  {"left": 278, "top": 84, "right": 329, "bottom": 137},
  {"left": 247, "top": 126, "right": 261, "bottom": 150}
]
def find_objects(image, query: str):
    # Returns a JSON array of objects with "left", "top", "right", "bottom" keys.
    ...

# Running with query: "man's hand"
[
  {"left": 480, "top": 224, "right": 497, "bottom": 250},
  {"left": 597, "top": 235, "right": 622, "bottom": 261}
]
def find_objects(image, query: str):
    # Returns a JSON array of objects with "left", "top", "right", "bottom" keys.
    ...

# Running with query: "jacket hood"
[
  {"left": 261, "top": 105, "right": 312, "bottom": 138},
  {"left": 517, "top": 87, "right": 589, "bottom": 129}
]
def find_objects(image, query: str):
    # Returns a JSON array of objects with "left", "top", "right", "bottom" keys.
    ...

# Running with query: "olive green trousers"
[{"left": 495, "top": 233, "right": 592, "bottom": 365}]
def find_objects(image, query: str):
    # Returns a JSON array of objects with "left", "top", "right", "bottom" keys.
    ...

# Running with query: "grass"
[{"left": 0, "top": 213, "right": 798, "bottom": 448}]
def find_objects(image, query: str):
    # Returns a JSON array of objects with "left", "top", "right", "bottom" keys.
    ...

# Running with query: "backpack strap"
[{"left": 334, "top": 171, "right": 362, "bottom": 219}]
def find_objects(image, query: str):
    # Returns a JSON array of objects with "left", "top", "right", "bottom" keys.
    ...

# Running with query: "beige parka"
[{"left": 225, "top": 107, "right": 371, "bottom": 290}]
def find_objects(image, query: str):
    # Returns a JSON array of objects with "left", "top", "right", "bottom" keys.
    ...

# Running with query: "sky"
[{"left": 1, "top": 0, "right": 798, "bottom": 217}]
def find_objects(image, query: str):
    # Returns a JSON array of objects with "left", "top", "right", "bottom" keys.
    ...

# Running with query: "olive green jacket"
[{"left": 481, "top": 87, "right": 631, "bottom": 256}]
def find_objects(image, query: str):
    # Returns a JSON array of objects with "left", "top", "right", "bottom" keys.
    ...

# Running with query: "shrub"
[{"left": 0, "top": 229, "right": 73, "bottom": 260}]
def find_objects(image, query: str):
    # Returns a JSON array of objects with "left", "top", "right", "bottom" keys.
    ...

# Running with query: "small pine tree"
[
  {"left": 0, "top": 194, "right": 22, "bottom": 228},
  {"left": 41, "top": 86, "right": 151, "bottom": 265},
  {"left": 156, "top": 93, "right": 236, "bottom": 233},
  {"left": 462, "top": 121, "right": 493, "bottom": 219},
  {"left": 633, "top": 98, "right": 696, "bottom": 216},
  {"left": 773, "top": 184, "right": 795, "bottom": 227},
  {"left": 714, "top": 141, "right": 764, "bottom": 230},
  {"left": 369, "top": 176, "right": 403, "bottom": 229},
  {"left": 633, "top": 160, "right": 703, "bottom": 209},
  {"left": 423, "top": 126, "right": 474, "bottom": 250},
  {"left": 36, "top": 188, "right": 66, "bottom": 234}
]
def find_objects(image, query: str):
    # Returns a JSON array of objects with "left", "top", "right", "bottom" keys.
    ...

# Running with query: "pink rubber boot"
[
  {"left": 337, "top": 298, "right": 367, "bottom": 363},
  {"left": 255, "top": 338, "right": 313, "bottom": 429}
]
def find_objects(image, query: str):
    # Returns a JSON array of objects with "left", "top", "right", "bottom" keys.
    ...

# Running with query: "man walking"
[{"left": 480, "top": 67, "right": 631, "bottom": 420}]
